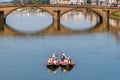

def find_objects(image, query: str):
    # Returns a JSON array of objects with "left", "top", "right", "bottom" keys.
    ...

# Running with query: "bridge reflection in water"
[{"left": 0, "top": 19, "right": 120, "bottom": 38}]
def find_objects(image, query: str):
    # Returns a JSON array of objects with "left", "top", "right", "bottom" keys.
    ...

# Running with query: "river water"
[{"left": 0, "top": 8, "right": 120, "bottom": 80}]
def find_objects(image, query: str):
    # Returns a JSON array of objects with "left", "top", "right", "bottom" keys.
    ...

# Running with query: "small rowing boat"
[
  {"left": 46, "top": 52, "right": 59, "bottom": 67},
  {"left": 59, "top": 61, "right": 76, "bottom": 66},
  {"left": 46, "top": 52, "right": 76, "bottom": 67}
]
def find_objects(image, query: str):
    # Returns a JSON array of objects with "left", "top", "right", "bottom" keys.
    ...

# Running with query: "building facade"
[
  {"left": 50, "top": 0, "right": 87, "bottom": 5},
  {"left": 50, "top": 0, "right": 119, "bottom": 6},
  {"left": 91, "top": 0, "right": 119, "bottom": 6}
]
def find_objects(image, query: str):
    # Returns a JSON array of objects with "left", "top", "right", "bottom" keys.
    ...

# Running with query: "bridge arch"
[
  {"left": 4, "top": 7, "right": 54, "bottom": 18},
  {"left": 87, "top": 8, "right": 103, "bottom": 19},
  {"left": 60, "top": 7, "right": 103, "bottom": 21}
]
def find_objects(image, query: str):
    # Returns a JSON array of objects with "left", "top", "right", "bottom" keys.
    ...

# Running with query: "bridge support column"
[
  {"left": 106, "top": 10, "right": 109, "bottom": 30},
  {"left": 99, "top": 16, "right": 103, "bottom": 23},
  {"left": 0, "top": 11, "right": 4, "bottom": 31},
  {"left": 103, "top": 9, "right": 109, "bottom": 30},
  {"left": 54, "top": 10, "right": 60, "bottom": 31}
]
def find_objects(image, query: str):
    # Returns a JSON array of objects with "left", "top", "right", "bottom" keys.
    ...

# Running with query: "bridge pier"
[
  {"left": 103, "top": 9, "right": 110, "bottom": 30},
  {"left": 53, "top": 10, "right": 61, "bottom": 31},
  {"left": 106, "top": 10, "right": 109, "bottom": 30},
  {"left": 99, "top": 16, "right": 103, "bottom": 23},
  {"left": 0, "top": 11, "right": 4, "bottom": 31}
]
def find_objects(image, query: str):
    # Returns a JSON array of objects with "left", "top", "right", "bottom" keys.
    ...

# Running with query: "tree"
[
  {"left": 11, "top": 0, "right": 20, "bottom": 4},
  {"left": 39, "top": 0, "right": 50, "bottom": 4},
  {"left": 19, "top": 0, "right": 29, "bottom": 4},
  {"left": 32, "top": 0, "right": 40, "bottom": 3},
  {"left": 87, "top": 0, "right": 91, "bottom": 4}
]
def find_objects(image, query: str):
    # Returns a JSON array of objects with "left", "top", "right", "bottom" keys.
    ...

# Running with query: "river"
[{"left": 0, "top": 8, "right": 120, "bottom": 80}]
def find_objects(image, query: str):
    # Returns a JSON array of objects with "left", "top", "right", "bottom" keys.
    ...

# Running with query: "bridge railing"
[{"left": 0, "top": 4, "right": 120, "bottom": 9}]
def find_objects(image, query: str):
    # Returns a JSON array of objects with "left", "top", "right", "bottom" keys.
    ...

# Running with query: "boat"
[
  {"left": 59, "top": 61, "right": 76, "bottom": 67},
  {"left": 59, "top": 54, "right": 76, "bottom": 67},
  {"left": 46, "top": 52, "right": 59, "bottom": 67},
  {"left": 46, "top": 60, "right": 59, "bottom": 67},
  {"left": 46, "top": 52, "right": 76, "bottom": 67},
  {"left": 46, "top": 52, "right": 76, "bottom": 73}
]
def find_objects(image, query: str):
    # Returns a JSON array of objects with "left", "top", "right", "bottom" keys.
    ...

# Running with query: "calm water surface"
[{"left": 0, "top": 9, "right": 120, "bottom": 80}]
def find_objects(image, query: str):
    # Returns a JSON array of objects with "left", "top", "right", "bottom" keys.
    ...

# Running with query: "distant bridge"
[
  {"left": 0, "top": 4, "right": 120, "bottom": 34},
  {"left": 0, "top": 4, "right": 120, "bottom": 22}
]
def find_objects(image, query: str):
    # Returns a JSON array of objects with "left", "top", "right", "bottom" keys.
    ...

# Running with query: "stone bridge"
[
  {"left": 0, "top": 4, "right": 120, "bottom": 22},
  {"left": 0, "top": 4, "right": 120, "bottom": 35}
]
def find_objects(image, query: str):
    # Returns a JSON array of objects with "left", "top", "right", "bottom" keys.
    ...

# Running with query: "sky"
[{"left": 0, "top": 0, "right": 12, "bottom": 2}]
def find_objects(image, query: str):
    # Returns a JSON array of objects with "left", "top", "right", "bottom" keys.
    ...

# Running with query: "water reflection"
[
  {"left": 61, "top": 10, "right": 100, "bottom": 30},
  {"left": 110, "top": 18, "right": 120, "bottom": 27},
  {"left": 6, "top": 7, "right": 53, "bottom": 33},
  {"left": 109, "top": 18, "right": 120, "bottom": 41},
  {"left": 46, "top": 65, "right": 59, "bottom": 74},
  {"left": 0, "top": 20, "right": 119, "bottom": 36},
  {"left": 5, "top": 8, "right": 101, "bottom": 33},
  {"left": 0, "top": 21, "right": 104, "bottom": 36},
  {"left": 60, "top": 65, "right": 73, "bottom": 73},
  {"left": 0, "top": 8, "right": 119, "bottom": 39},
  {"left": 46, "top": 65, "right": 74, "bottom": 73}
]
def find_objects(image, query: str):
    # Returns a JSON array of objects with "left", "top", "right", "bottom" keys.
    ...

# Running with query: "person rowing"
[{"left": 60, "top": 51, "right": 66, "bottom": 62}]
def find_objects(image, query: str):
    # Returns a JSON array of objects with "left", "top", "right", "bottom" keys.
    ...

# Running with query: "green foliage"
[
  {"left": 10, "top": 0, "right": 20, "bottom": 3},
  {"left": 111, "top": 12, "right": 120, "bottom": 19},
  {"left": 113, "top": 12, "right": 120, "bottom": 17},
  {"left": 39, "top": 0, "right": 50, "bottom": 4},
  {"left": 87, "top": 0, "right": 91, "bottom": 4},
  {"left": 32, "top": 0, "right": 40, "bottom": 3}
]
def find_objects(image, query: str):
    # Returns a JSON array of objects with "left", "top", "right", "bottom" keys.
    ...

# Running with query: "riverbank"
[{"left": 110, "top": 12, "right": 120, "bottom": 19}]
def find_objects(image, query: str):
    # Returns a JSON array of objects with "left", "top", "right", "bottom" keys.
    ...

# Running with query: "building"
[
  {"left": 50, "top": 0, "right": 58, "bottom": 4},
  {"left": 50, "top": 0, "right": 87, "bottom": 5},
  {"left": 91, "top": 0, "right": 119, "bottom": 6},
  {"left": 50, "top": 0, "right": 120, "bottom": 6},
  {"left": 111, "top": 0, "right": 120, "bottom": 7},
  {"left": 69, "top": 0, "right": 87, "bottom": 5},
  {"left": 78, "top": 0, "right": 87, "bottom": 5},
  {"left": 91, "top": 0, "right": 106, "bottom": 6}
]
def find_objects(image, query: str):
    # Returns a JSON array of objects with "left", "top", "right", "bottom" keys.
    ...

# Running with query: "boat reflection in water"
[
  {"left": 46, "top": 65, "right": 74, "bottom": 73},
  {"left": 60, "top": 65, "right": 74, "bottom": 73},
  {"left": 46, "top": 65, "right": 59, "bottom": 74}
]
